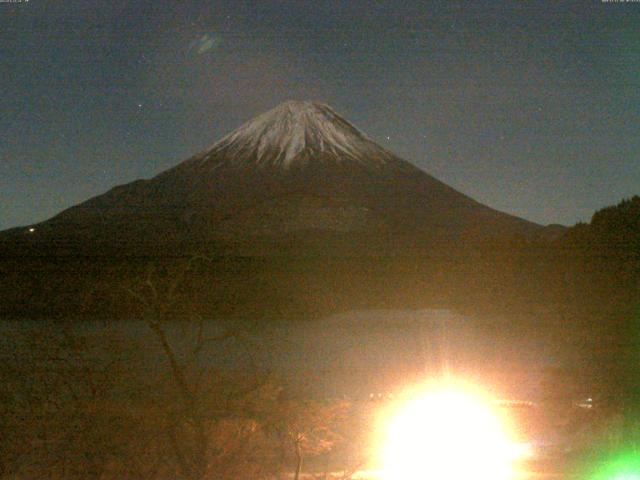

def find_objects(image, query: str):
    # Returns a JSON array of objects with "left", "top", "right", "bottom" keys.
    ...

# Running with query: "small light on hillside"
[{"left": 28, "top": 228, "right": 35, "bottom": 233}]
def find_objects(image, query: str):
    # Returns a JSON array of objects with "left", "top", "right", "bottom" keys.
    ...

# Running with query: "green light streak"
[{"left": 587, "top": 450, "right": 640, "bottom": 480}]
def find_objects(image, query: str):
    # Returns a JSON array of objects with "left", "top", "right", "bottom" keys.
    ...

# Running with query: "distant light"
[{"left": 28, "top": 228, "right": 35, "bottom": 233}]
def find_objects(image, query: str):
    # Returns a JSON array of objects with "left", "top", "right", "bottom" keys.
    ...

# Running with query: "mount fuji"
[{"left": 3, "top": 100, "right": 546, "bottom": 254}]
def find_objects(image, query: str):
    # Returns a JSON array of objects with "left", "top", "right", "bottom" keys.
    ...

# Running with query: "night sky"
[{"left": 2, "top": 0, "right": 639, "bottom": 230}]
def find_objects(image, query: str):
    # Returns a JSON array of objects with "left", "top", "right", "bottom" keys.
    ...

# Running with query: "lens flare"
[{"left": 380, "top": 384, "right": 524, "bottom": 480}]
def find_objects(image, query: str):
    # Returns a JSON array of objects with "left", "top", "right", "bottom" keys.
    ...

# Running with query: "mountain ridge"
[{"left": 1, "top": 100, "right": 550, "bottom": 253}]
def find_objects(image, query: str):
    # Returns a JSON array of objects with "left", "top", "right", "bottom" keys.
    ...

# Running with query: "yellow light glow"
[{"left": 380, "top": 383, "right": 525, "bottom": 480}]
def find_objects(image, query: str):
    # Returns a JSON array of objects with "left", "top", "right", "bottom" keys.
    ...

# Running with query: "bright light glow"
[
  {"left": 588, "top": 450, "right": 640, "bottom": 480},
  {"left": 380, "top": 383, "right": 525, "bottom": 480}
]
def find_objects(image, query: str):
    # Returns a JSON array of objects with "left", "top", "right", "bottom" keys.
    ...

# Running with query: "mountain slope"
[{"left": 3, "top": 100, "right": 544, "bottom": 253}]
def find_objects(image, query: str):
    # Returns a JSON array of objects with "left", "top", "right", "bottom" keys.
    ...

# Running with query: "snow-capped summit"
[{"left": 201, "top": 100, "right": 393, "bottom": 169}]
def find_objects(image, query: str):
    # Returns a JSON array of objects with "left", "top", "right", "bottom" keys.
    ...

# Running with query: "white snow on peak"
[{"left": 204, "top": 100, "right": 390, "bottom": 168}]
